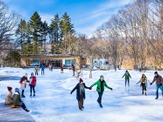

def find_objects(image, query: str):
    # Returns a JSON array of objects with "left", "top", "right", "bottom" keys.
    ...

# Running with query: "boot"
[
  {"left": 22, "top": 90, "right": 25, "bottom": 98},
  {"left": 33, "top": 94, "right": 35, "bottom": 97},
  {"left": 144, "top": 91, "right": 147, "bottom": 96},
  {"left": 99, "top": 103, "right": 103, "bottom": 108}
]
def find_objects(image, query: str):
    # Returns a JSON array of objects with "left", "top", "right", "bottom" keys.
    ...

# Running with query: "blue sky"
[{"left": 4, "top": 0, "right": 132, "bottom": 36}]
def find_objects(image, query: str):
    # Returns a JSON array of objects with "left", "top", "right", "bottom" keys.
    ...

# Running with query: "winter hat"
[
  {"left": 7, "top": 86, "right": 12, "bottom": 91},
  {"left": 15, "top": 88, "right": 19, "bottom": 93},
  {"left": 154, "top": 71, "right": 158, "bottom": 74},
  {"left": 100, "top": 75, "right": 104, "bottom": 78},
  {"left": 31, "top": 72, "right": 34, "bottom": 75},
  {"left": 79, "top": 78, "right": 83, "bottom": 83}
]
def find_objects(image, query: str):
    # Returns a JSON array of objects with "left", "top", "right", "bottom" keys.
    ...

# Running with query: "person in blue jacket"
[
  {"left": 40, "top": 64, "right": 45, "bottom": 75},
  {"left": 70, "top": 78, "right": 91, "bottom": 111}
]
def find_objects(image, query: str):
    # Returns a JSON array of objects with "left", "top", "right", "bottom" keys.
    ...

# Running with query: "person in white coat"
[{"left": 19, "top": 73, "right": 29, "bottom": 98}]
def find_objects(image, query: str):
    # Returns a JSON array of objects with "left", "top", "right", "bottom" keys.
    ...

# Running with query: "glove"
[
  {"left": 89, "top": 87, "right": 92, "bottom": 90},
  {"left": 110, "top": 88, "right": 113, "bottom": 90},
  {"left": 70, "top": 92, "right": 72, "bottom": 94},
  {"left": 160, "top": 83, "right": 162, "bottom": 86},
  {"left": 150, "top": 83, "right": 152, "bottom": 85}
]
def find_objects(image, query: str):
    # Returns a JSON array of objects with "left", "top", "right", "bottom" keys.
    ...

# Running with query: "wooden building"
[{"left": 20, "top": 54, "right": 86, "bottom": 69}]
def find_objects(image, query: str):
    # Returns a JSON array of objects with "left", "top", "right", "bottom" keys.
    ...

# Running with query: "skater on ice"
[
  {"left": 61, "top": 64, "right": 64, "bottom": 73},
  {"left": 136, "top": 74, "right": 150, "bottom": 96},
  {"left": 90, "top": 75, "right": 113, "bottom": 108},
  {"left": 5, "top": 86, "right": 13, "bottom": 105},
  {"left": 40, "top": 64, "right": 45, "bottom": 75},
  {"left": 150, "top": 71, "right": 163, "bottom": 99},
  {"left": 122, "top": 70, "right": 131, "bottom": 91},
  {"left": 35, "top": 66, "right": 39, "bottom": 75},
  {"left": 71, "top": 64, "right": 75, "bottom": 76},
  {"left": 13, "top": 88, "right": 29, "bottom": 112},
  {"left": 70, "top": 78, "right": 91, "bottom": 111},
  {"left": 29, "top": 72, "right": 37, "bottom": 97},
  {"left": 19, "top": 73, "right": 29, "bottom": 98}
]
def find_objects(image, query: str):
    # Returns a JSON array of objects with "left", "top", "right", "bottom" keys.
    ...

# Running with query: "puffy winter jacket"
[
  {"left": 71, "top": 83, "right": 90, "bottom": 101},
  {"left": 91, "top": 80, "right": 112, "bottom": 92},
  {"left": 152, "top": 75, "right": 163, "bottom": 85},
  {"left": 30, "top": 76, "right": 37, "bottom": 86},
  {"left": 13, "top": 93, "right": 22, "bottom": 106},
  {"left": 5, "top": 91, "right": 13, "bottom": 105}
]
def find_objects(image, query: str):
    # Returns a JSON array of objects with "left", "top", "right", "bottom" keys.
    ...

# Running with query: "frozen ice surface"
[{"left": 0, "top": 67, "right": 163, "bottom": 122}]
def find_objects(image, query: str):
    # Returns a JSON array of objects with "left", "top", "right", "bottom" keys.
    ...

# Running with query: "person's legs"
[
  {"left": 78, "top": 95, "right": 82, "bottom": 110},
  {"left": 97, "top": 92, "right": 103, "bottom": 107},
  {"left": 33, "top": 86, "right": 35, "bottom": 96},
  {"left": 81, "top": 94, "right": 84, "bottom": 108},
  {"left": 128, "top": 79, "right": 130, "bottom": 86},
  {"left": 156, "top": 84, "right": 160, "bottom": 99},
  {"left": 125, "top": 79, "right": 127, "bottom": 86},
  {"left": 22, "top": 90, "right": 25, "bottom": 98},
  {"left": 20, "top": 102, "right": 29, "bottom": 112},
  {"left": 30, "top": 85, "right": 32, "bottom": 96}
]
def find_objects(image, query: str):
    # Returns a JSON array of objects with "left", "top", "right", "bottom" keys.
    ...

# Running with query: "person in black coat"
[{"left": 70, "top": 78, "right": 91, "bottom": 111}]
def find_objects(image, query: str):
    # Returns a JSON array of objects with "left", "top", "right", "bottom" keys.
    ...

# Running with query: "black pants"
[
  {"left": 141, "top": 83, "right": 146, "bottom": 91},
  {"left": 97, "top": 91, "right": 103, "bottom": 104},
  {"left": 125, "top": 79, "right": 130, "bottom": 86},
  {"left": 30, "top": 85, "right": 35, "bottom": 96}
]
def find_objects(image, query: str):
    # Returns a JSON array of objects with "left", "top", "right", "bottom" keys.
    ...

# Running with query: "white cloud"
[{"left": 75, "top": 0, "right": 132, "bottom": 37}]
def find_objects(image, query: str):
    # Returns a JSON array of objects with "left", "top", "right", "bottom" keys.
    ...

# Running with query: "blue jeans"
[
  {"left": 156, "top": 84, "right": 163, "bottom": 98},
  {"left": 97, "top": 92, "right": 103, "bottom": 104}
]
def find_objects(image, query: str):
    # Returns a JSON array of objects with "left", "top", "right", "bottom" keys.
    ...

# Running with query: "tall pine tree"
[
  {"left": 30, "top": 12, "right": 42, "bottom": 54},
  {"left": 49, "top": 14, "right": 61, "bottom": 54},
  {"left": 60, "top": 12, "right": 75, "bottom": 54},
  {"left": 16, "top": 19, "right": 27, "bottom": 54}
]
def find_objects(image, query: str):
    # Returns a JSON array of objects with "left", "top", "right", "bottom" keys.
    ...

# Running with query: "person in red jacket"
[{"left": 29, "top": 72, "right": 37, "bottom": 97}]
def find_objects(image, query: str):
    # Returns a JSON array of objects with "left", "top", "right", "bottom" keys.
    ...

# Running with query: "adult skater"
[
  {"left": 5, "top": 86, "right": 13, "bottom": 105},
  {"left": 29, "top": 72, "right": 37, "bottom": 97},
  {"left": 19, "top": 73, "right": 29, "bottom": 98},
  {"left": 40, "top": 64, "right": 45, "bottom": 75},
  {"left": 122, "top": 70, "right": 131, "bottom": 91},
  {"left": 150, "top": 71, "right": 163, "bottom": 99},
  {"left": 61, "top": 64, "right": 64, "bottom": 73},
  {"left": 35, "top": 66, "right": 39, "bottom": 75},
  {"left": 90, "top": 75, "right": 113, "bottom": 108},
  {"left": 72, "top": 64, "right": 75, "bottom": 76},
  {"left": 13, "top": 88, "right": 29, "bottom": 112},
  {"left": 70, "top": 78, "right": 91, "bottom": 111},
  {"left": 136, "top": 74, "right": 150, "bottom": 96}
]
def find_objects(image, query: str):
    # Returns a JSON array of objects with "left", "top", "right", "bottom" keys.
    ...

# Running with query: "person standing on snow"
[
  {"left": 5, "top": 86, "right": 13, "bottom": 105},
  {"left": 13, "top": 88, "right": 29, "bottom": 112},
  {"left": 72, "top": 64, "right": 75, "bottom": 76},
  {"left": 136, "top": 74, "right": 150, "bottom": 96},
  {"left": 61, "top": 64, "right": 64, "bottom": 73},
  {"left": 19, "top": 73, "right": 29, "bottom": 98},
  {"left": 122, "top": 70, "right": 131, "bottom": 90},
  {"left": 29, "top": 72, "right": 37, "bottom": 97},
  {"left": 70, "top": 78, "right": 91, "bottom": 111},
  {"left": 40, "top": 64, "right": 45, "bottom": 75},
  {"left": 150, "top": 71, "right": 163, "bottom": 99},
  {"left": 90, "top": 75, "right": 113, "bottom": 108},
  {"left": 35, "top": 66, "right": 39, "bottom": 75}
]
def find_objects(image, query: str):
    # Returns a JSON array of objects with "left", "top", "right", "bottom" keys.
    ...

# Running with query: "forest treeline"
[{"left": 0, "top": 0, "right": 163, "bottom": 70}]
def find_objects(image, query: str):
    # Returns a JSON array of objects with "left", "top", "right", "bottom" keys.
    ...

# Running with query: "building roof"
[{"left": 20, "top": 54, "right": 80, "bottom": 57}]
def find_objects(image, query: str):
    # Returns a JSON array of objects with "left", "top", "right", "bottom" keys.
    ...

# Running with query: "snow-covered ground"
[{"left": 0, "top": 67, "right": 163, "bottom": 122}]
